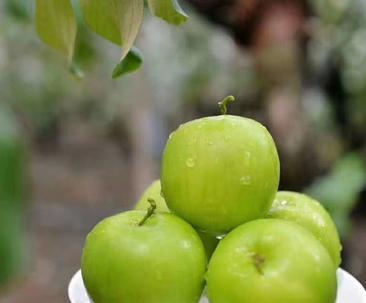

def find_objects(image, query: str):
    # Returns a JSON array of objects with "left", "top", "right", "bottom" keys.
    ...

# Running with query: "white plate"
[{"left": 68, "top": 268, "right": 366, "bottom": 303}]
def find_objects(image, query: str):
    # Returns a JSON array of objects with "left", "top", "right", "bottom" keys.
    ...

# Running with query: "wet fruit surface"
[
  {"left": 268, "top": 191, "right": 342, "bottom": 267},
  {"left": 81, "top": 211, "right": 207, "bottom": 303},
  {"left": 134, "top": 180, "right": 219, "bottom": 259},
  {"left": 161, "top": 115, "right": 280, "bottom": 234},
  {"left": 207, "top": 219, "right": 337, "bottom": 303}
]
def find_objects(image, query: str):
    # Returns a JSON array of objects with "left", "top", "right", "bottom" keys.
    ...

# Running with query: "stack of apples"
[{"left": 81, "top": 96, "right": 342, "bottom": 303}]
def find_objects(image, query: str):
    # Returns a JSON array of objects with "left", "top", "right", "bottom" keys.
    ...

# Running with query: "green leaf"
[
  {"left": 70, "top": 63, "right": 85, "bottom": 79},
  {"left": 112, "top": 47, "right": 143, "bottom": 78},
  {"left": 80, "top": 0, "right": 144, "bottom": 60},
  {"left": 35, "top": 0, "right": 77, "bottom": 62},
  {"left": 147, "top": 0, "right": 188, "bottom": 25},
  {"left": 306, "top": 153, "right": 366, "bottom": 237}
]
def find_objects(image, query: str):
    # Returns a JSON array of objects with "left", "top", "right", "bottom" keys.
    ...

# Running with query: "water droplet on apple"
[
  {"left": 280, "top": 200, "right": 288, "bottom": 206},
  {"left": 240, "top": 175, "right": 252, "bottom": 185},
  {"left": 186, "top": 158, "right": 195, "bottom": 168},
  {"left": 182, "top": 240, "right": 192, "bottom": 249},
  {"left": 244, "top": 151, "right": 251, "bottom": 165}
]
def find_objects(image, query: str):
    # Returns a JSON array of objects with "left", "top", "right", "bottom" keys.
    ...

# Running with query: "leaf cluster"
[{"left": 34, "top": 0, "right": 188, "bottom": 78}]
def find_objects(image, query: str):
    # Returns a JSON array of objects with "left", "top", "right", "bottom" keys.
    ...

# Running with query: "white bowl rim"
[{"left": 68, "top": 268, "right": 366, "bottom": 303}]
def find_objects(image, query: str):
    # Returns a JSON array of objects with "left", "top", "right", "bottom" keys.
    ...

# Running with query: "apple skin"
[
  {"left": 81, "top": 211, "right": 207, "bottom": 303},
  {"left": 161, "top": 115, "right": 280, "bottom": 235},
  {"left": 207, "top": 219, "right": 337, "bottom": 303},
  {"left": 135, "top": 179, "right": 219, "bottom": 259},
  {"left": 267, "top": 191, "right": 342, "bottom": 267}
]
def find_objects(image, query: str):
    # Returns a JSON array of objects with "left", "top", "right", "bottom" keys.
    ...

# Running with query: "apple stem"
[
  {"left": 138, "top": 198, "right": 157, "bottom": 226},
  {"left": 218, "top": 95, "right": 235, "bottom": 115},
  {"left": 252, "top": 253, "right": 265, "bottom": 275}
]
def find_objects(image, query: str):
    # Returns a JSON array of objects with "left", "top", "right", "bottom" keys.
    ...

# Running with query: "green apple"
[
  {"left": 81, "top": 202, "right": 207, "bottom": 303},
  {"left": 135, "top": 180, "right": 169, "bottom": 212},
  {"left": 135, "top": 179, "right": 219, "bottom": 259},
  {"left": 161, "top": 96, "right": 280, "bottom": 235},
  {"left": 207, "top": 219, "right": 337, "bottom": 303},
  {"left": 267, "top": 191, "right": 342, "bottom": 267}
]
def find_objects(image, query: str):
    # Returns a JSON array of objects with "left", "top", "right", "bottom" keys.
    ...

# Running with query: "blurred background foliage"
[
  {"left": 0, "top": 0, "right": 365, "bottom": 301},
  {"left": 0, "top": 104, "right": 27, "bottom": 285}
]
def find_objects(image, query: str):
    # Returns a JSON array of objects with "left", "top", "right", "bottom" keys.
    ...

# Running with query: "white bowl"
[{"left": 68, "top": 268, "right": 366, "bottom": 303}]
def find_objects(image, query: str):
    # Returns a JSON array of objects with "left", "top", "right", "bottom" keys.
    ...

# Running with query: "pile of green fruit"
[{"left": 81, "top": 96, "right": 342, "bottom": 303}]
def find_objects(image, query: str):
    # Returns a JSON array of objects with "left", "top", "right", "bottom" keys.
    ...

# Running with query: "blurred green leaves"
[
  {"left": 5, "top": 0, "right": 33, "bottom": 21},
  {"left": 80, "top": 0, "right": 123, "bottom": 45},
  {"left": 310, "top": 0, "right": 352, "bottom": 24},
  {"left": 147, "top": 0, "right": 188, "bottom": 25},
  {"left": 112, "top": 47, "right": 143, "bottom": 78},
  {"left": 31, "top": 0, "right": 188, "bottom": 78},
  {"left": 36, "top": 0, "right": 77, "bottom": 63},
  {"left": 0, "top": 105, "right": 27, "bottom": 286},
  {"left": 80, "top": 0, "right": 144, "bottom": 78},
  {"left": 306, "top": 153, "right": 366, "bottom": 238},
  {"left": 308, "top": 0, "right": 366, "bottom": 147}
]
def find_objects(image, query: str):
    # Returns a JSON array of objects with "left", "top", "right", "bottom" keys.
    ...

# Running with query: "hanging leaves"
[
  {"left": 34, "top": 0, "right": 188, "bottom": 77},
  {"left": 80, "top": 0, "right": 144, "bottom": 77},
  {"left": 35, "top": 0, "right": 77, "bottom": 63},
  {"left": 147, "top": 0, "right": 188, "bottom": 25},
  {"left": 112, "top": 47, "right": 143, "bottom": 78}
]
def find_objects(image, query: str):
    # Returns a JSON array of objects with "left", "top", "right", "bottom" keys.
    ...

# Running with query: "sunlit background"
[{"left": 0, "top": 0, "right": 365, "bottom": 302}]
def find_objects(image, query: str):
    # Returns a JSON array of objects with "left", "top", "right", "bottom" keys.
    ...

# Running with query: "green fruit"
[
  {"left": 161, "top": 109, "right": 280, "bottom": 234},
  {"left": 135, "top": 180, "right": 169, "bottom": 212},
  {"left": 207, "top": 219, "right": 337, "bottom": 303},
  {"left": 267, "top": 191, "right": 342, "bottom": 267},
  {"left": 135, "top": 179, "right": 219, "bottom": 259},
  {"left": 82, "top": 209, "right": 207, "bottom": 303}
]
